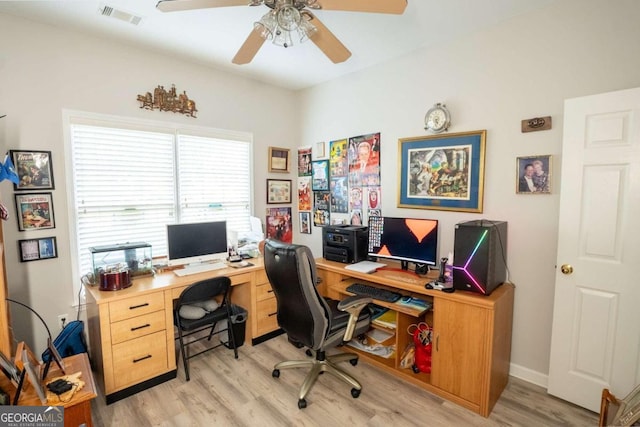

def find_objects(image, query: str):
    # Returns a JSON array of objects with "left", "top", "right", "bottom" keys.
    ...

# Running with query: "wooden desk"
[
  {"left": 0, "top": 353, "right": 97, "bottom": 427},
  {"left": 316, "top": 258, "right": 514, "bottom": 417},
  {"left": 84, "top": 258, "right": 279, "bottom": 403}
]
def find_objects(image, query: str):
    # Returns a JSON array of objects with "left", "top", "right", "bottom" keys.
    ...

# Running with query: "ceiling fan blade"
[
  {"left": 306, "top": 12, "right": 351, "bottom": 64},
  {"left": 156, "top": 0, "right": 249, "bottom": 13},
  {"left": 232, "top": 27, "right": 266, "bottom": 65},
  {"left": 317, "top": 0, "right": 407, "bottom": 14}
]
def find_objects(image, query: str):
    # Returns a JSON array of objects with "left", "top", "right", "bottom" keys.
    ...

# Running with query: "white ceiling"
[{"left": 0, "top": 0, "right": 557, "bottom": 90}]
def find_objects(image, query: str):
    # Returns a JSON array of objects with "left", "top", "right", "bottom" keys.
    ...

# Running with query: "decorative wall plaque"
[{"left": 136, "top": 84, "right": 198, "bottom": 117}]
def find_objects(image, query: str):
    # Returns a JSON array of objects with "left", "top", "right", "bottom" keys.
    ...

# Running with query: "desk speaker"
[{"left": 453, "top": 220, "right": 507, "bottom": 295}]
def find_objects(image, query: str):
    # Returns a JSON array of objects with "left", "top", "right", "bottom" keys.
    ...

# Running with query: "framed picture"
[
  {"left": 267, "top": 179, "right": 292, "bottom": 204},
  {"left": 266, "top": 207, "right": 292, "bottom": 243},
  {"left": 18, "top": 236, "right": 58, "bottom": 262},
  {"left": 315, "top": 141, "right": 326, "bottom": 159},
  {"left": 398, "top": 130, "right": 486, "bottom": 212},
  {"left": 0, "top": 350, "right": 20, "bottom": 386},
  {"left": 268, "top": 146, "right": 290, "bottom": 173},
  {"left": 311, "top": 160, "right": 329, "bottom": 191},
  {"left": 516, "top": 155, "right": 552, "bottom": 194},
  {"left": 299, "top": 212, "right": 312, "bottom": 234},
  {"left": 14, "top": 192, "right": 55, "bottom": 231},
  {"left": 10, "top": 150, "right": 55, "bottom": 190}
]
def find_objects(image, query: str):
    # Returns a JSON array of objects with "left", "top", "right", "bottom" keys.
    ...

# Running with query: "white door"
[{"left": 548, "top": 87, "right": 640, "bottom": 411}]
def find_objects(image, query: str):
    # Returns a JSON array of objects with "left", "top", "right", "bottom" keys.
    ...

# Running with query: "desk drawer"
[
  {"left": 112, "top": 331, "right": 168, "bottom": 389},
  {"left": 110, "top": 310, "right": 166, "bottom": 345},
  {"left": 255, "top": 270, "right": 269, "bottom": 285},
  {"left": 109, "top": 292, "right": 165, "bottom": 322},
  {"left": 256, "top": 282, "right": 274, "bottom": 302},
  {"left": 256, "top": 297, "right": 278, "bottom": 336}
]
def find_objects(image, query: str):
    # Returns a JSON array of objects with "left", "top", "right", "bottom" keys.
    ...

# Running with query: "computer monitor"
[
  {"left": 367, "top": 216, "right": 439, "bottom": 268},
  {"left": 166, "top": 220, "right": 228, "bottom": 267}
]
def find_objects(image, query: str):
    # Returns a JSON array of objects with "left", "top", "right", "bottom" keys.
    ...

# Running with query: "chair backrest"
[
  {"left": 177, "top": 276, "right": 231, "bottom": 307},
  {"left": 263, "top": 239, "right": 330, "bottom": 350}
]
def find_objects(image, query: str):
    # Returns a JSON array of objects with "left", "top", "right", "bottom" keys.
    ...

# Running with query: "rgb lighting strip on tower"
[{"left": 452, "top": 229, "right": 488, "bottom": 294}]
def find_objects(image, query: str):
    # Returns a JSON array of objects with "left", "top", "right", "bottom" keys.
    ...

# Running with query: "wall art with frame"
[
  {"left": 398, "top": 130, "right": 486, "bottom": 212},
  {"left": 311, "top": 160, "right": 329, "bottom": 191},
  {"left": 299, "top": 212, "right": 311, "bottom": 234},
  {"left": 10, "top": 149, "right": 54, "bottom": 190},
  {"left": 14, "top": 192, "right": 55, "bottom": 231},
  {"left": 516, "top": 154, "right": 552, "bottom": 194},
  {"left": 268, "top": 146, "right": 290, "bottom": 173},
  {"left": 18, "top": 236, "right": 58, "bottom": 262},
  {"left": 267, "top": 179, "right": 292, "bottom": 204}
]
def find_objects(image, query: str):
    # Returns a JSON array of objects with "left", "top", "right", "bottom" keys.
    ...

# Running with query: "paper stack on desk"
[
  {"left": 371, "top": 310, "right": 397, "bottom": 329},
  {"left": 344, "top": 261, "right": 386, "bottom": 274}
]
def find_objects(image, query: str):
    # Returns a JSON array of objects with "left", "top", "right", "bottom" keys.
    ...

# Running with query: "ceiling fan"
[{"left": 156, "top": 0, "right": 408, "bottom": 65}]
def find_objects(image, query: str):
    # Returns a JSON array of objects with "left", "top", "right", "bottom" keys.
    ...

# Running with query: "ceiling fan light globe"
[
  {"left": 272, "top": 27, "right": 294, "bottom": 47},
  {"left": 297, "top": 20, "right": 317, "bottom": 42},
  {"left": 276, "top": 5, "right": 301, "bottom": 31}
]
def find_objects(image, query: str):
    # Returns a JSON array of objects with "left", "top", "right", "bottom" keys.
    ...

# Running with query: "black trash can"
[{"left": 223, "top": 304, "right": 247, "bottom": 349}]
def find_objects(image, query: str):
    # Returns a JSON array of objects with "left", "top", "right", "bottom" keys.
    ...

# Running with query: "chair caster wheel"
[
  {"left": 272, "top": 369, "right": 280, "bottom": 378},
  {"left": 351, "top": 388, "right": 361, "bottom": 398},
  {"left": 350, "top": 358, "right": 358, "bottom": 366},
  {"left": 412, "top": 365, "right": 420, "bottom": 374},
  {"left": 305, "top": 349, "right": 313, "bottom": 357},
  {"left": 298, "top": 399, "right": 307, "bottom": 409}
]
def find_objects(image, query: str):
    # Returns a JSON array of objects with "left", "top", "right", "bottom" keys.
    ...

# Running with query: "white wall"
[
  {"left": 0, "top": 14, "right": 299, "bottom": 354},
  {"left": 296, "top": 0, "right": 640, "bottom": 385}
]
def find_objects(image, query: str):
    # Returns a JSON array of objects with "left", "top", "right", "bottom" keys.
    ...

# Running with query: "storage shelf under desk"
[{"left": 316, "top": 257, "right": 514, "bottom": 418}]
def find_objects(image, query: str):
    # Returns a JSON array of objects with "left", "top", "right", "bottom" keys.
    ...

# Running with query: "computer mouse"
[{"left": 425, "top": 282, "right": 434, "bottom": 289}]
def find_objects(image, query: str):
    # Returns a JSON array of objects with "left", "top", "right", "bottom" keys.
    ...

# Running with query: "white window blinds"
[{"left": 69, "top": 119, "right": 252, "bottom": 277}]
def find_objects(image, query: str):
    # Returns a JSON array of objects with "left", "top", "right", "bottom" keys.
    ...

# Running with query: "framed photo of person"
[
  {"left": 268, "top": 146, "right": 290, "bottom": 173},
  {"left": 18, "top": 236, "right": 58, "bottom": 262},
  {"left": 10, "top": 150, "right": 55, "bottom": 191},
  {"left": 398, "top": 130, "right": 486, "bottom": 212},
  {"left": 299, "top": 212, "right": 311, "bottom": 234},
  {"left": 516, "top": 155, "right": 552, "bottom": 194},
  {"left": 267, "top": 179, "right": 292, "bottom": 204},
  {"left": 14, "top": 192, "right": 55, "bottom": 231}
]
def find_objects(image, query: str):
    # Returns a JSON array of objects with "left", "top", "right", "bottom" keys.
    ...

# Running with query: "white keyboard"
[{"left": 173, "top": 262, "right": 227, "bottom": 277}]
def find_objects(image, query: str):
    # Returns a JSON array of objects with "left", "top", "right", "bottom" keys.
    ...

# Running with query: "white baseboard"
[{"left": 509, "top": 363, "right": 549, "bottom": 389}]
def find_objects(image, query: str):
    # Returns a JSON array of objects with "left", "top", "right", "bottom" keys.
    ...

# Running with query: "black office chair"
[
  {"left": 263, "top": 239, "right": 372, "bottom": 409},
  {"left": 174, "top": 276, "right": 238, "bottom": 381}
]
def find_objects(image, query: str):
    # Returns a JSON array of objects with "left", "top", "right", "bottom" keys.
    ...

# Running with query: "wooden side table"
[{"left": 0, "top": 352, "right": 97, "bottom": 427}]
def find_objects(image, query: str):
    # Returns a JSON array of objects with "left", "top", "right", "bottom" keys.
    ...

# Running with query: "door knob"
[{"left": 561, "top": 264, "right": 574, "bottom": 275}]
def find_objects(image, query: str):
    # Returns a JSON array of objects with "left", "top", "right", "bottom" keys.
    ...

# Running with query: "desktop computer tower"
[{"left": 452, "top": 220, "right": 507, "bottom": 295}]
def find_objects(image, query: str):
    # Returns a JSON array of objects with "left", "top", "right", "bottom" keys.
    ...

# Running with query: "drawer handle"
[
  {"left": 133, "top": 354, "right": 152, "bottom": 363},
  {"left": 268, "top": 312, "right": 277, "bottom": 317},
  {"left": 130, "top": 302, "right": 150, "bottom": 310},
  {"left": 131, "top": 323, "right": 151, "bottom": 332},
  {"left": 267, "top": 290, "right": 273, "bottom": 293}
]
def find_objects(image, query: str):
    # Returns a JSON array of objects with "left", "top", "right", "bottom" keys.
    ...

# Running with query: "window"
[{"left": 66, "top": 113, "right": 253, "bottom": 286}]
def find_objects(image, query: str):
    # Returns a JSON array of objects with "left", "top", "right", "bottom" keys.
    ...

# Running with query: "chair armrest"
[{"left": 338, "top": 295, "right": 372, "bottom": 342}]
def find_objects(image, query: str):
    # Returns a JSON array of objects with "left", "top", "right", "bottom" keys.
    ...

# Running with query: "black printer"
[{"left": 322, "top": 225, "right": 368, "bottom": 264}]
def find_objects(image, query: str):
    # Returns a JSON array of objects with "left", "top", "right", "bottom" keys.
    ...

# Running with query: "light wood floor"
[{"left": 91, "top": 334, "right": 598, "bottom": 426}]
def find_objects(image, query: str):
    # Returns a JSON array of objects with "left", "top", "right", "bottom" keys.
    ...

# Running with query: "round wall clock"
[{"left": 424, "top": 103, "right": 451, "bottom": 133}]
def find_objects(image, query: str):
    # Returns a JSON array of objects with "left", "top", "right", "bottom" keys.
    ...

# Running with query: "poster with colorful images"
[
  {"left": 299, "top": 212, "right": 311, "bottom": 234},
  {"left": 348, "top": 132, "right": 380, "bottom": 187},
  {"left": 329, "top": 139, "right": 348, "bottom": 177},
  {"left": 298, "top": 176, "right": 312, "bottom": 211},
  {"left": 312, "top": 160, "right": 329, "bottom": 191},
  {"left": 330, "top": 177, "right": 348, "bottom": 213},
  {"left": 266, "top": 207, "right": 292, "bottom": 243},
  {"left": 313, "top": 191, "right": 330, "bottom": 227},
  {"left": 298, "top": 147, "right": 312, "bottom": 176}
]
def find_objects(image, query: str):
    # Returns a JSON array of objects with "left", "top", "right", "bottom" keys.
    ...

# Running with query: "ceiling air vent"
[{"left": 99, "top": 4, "right": 142, "bottom": 26}]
